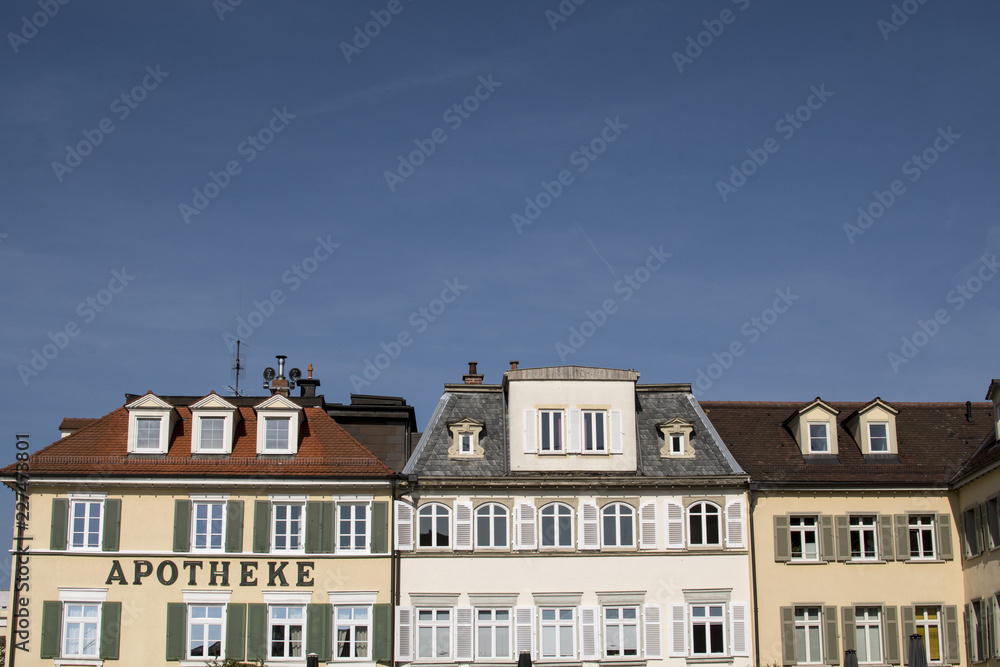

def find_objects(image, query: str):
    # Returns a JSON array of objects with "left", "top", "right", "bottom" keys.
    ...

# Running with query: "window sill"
[
  {"left": 54, "top": 660, "right": 103, "bottom": 667},
  {"left": 905, "top": 558, "right": 945, "bottom": 563},
  {"left": 786, "top": 559, "right": 829, "bottom": 565},
  {"left": 846, "top": 559, "right": 885, "bottom": 564},
  {"left": 685, "top": 656, "right": 734, "bottom": 664}
]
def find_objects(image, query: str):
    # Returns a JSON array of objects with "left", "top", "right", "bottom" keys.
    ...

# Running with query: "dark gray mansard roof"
[{"left": 404, "top": 387, "right": 745, "bottom": 479}]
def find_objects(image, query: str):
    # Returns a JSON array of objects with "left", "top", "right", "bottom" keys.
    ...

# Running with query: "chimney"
[
  {"left": 463, "top": 361, "right": 484, "bottom": 385},
  {"left": 966, "top": 400, "right": 973, "bottom": 423},
  {"left": 510, "top": 360, "right": 519, "bottom": 370},
  {"left": 270, "top": 355, "right": 290, "bottom": 397},
  {"left": 298, "top": 362, "right": 321, "bottom": 398}
]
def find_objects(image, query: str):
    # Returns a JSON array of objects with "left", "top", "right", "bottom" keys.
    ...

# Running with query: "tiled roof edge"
[{"left": 687, "top": 394, "right": 746, "bottom": 476}]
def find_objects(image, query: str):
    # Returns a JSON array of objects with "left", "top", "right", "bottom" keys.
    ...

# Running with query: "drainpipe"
[
  {"left": 748, "top": 481, "right": 761, "bottom": 667},
  {"left": 390, "top": 475, "right": 400, "bottom": 667}
]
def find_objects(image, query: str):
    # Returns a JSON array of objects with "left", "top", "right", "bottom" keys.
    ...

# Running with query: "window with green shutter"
[
  {"left": 225, "top": 500, "right": 244, "bottom": 553},
  {"left": 371, "top": 501, "right": 389, "bottom": 554},
  {"left": 40, "top": 600, "right": 62, "bottom": 658},
  {"left": 165, "top": 602, "right": 186, "bottom": 660},
  {"left": 247, "top": 603, "right": 267, "bottom": 660},
  {"left": 101, "top": 601, "right": 122, "bottom": 660},
  {"left": 227, "top": 603, "right": 247, "bottom": 660},
  {"left": 253, "top": 500, "right": 270, "bottom": 553},
  {"left": 173, "top": 500, "right": 191, "bottom": 552},
  {"left": 307, "top": 604, "right": 333, "bottom": 661},
  {"left": 373, "top": 603, "right": 392, "bottom": 661},
  {"left": 103, "top": 499, "right": 121, "bottom": 552},
  {"left": 50, "top": 498, "right": 68, "bottom": 551}
]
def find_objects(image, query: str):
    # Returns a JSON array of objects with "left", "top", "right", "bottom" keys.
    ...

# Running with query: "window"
[
  {"left": 539, "top": 410, "right": 564, "bottom": 452},
  {"left": 986, "top": 497, "right": 999, "bottom": 549},
  {"left": 476, "top": 504, "right": 508, "bottom": 548},
  {"left": 200, "top": 417, "right": 225, "bottom": 450},
  {"left": 604, "top": 606, "right": 639, "bottom": 658},
  {"left": 192, "top": 501, "right": 225, "bottom": 551},
  {"left": 909, "top": 515, "right": 936, "bottom": 559},
  {"left": 691, "top": 604, "right": 725, "bottom": 656},
  {"left": 849, "top": 516, "right": 878, "bottom": 560},
  {"left": 460, "top": 434, "right": 473, "bottom": 454},
  {"left": 540, "top": 503, "right": 573, "bottom": 548},
  {"left": 789, "top": 516, "right": 818, "bottom": 561},
  {"left": 602, "top": 503, "right": 635, "bottom": 547},
  {"left": 868, "top": 423, "right": 889, "bottom": 452},
  {"left": 70, "top": 500, "right": 103, "bottom": 550},
  {"left": 808, "top": 423, "right": 829, "bottom": 453},
  {"left": 418, "top": 504, "right": 450, "bottom": 548},
  {"left": 970, "top": 600, "right": 984, "bottom": 663},
  {"left": 913, "top": 606, "right": 942, "bottom": 663},
  {"left": 135, "top": 417, "right": 161, "bottom": 451},
  {"left": 265, "top": 417, "right": 291, "bottom": 451},
  {"left": 62, "top": 603, "right": 100, "bottom": 658},
  {"left": 272, "top": 502, "right": 303, "bottom": 552},
  {"left": 476, "top": 609, "right": 511, "bottom": 660},
  {"left": 670, "top": 433, "right": 684, "bottom": 455},
  {"left": 189, "top": 604, "right": 224, "bottom": 658},
  {"left": 416, "top": 609, "right": 451, "bottom": 660},
  {"left": 689, "top": 502, "right": 721, "bottom": 546},
  {"left": 854, "top": 607, "right": 882, "bottom": 664},
  {"left": 269, "top": 605, "right": 304, "bottom": 658},
  {"left": 583, "top": 410, "right": 607, "bottom": 452},
  {"left": 338, "top": 503, "right": 369, "bottom": 552},
  {"left": 964, "top": 508, "right": 980, "bottom": 557},
  {"left": 336, "top": 606, "right": 370, "bottom": 659},
  {"left": 540, "top": 608, "right": 575, "bottom": 659},
  {"left": 794, "top": 607, "right": 822, "bottom": 664}
]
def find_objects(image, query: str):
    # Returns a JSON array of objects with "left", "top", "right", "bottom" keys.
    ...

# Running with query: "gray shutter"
[
  {"left": 307, "top": 604, "right": 333, "bottom": 661},
  {"left": 225, "top": 500, "right": 243, "bottom": 553},
  {"left": 774, "top": 515, "right": 791, "bottom": 562},
  {"left": 945, "top": 606, "right": 960, "bottom": 663},
  {"left": 41, "top": 600, "right": 61, "bottom": 658},
  {"left": 964, "top": 605, "right": 973, "bottom": 664},
  {"left": 884, "top": 606, "right": 900, "bottom": 664},
  {"left": 165, "top": 602, "right": 186, "bottom": 661},
  {"left": 247, "top": 603, "right": 267, "bottom": 660},
  {"left": 50, "top": 498, "right": 68, "bottom": 550},
  {"left": 879, "top": 515, "right": 895, "bottom": 561},
  {"left": 100, "top": 601, "right": 122, "bottom": 659},
  {"left": 780, "top": 607, "right": 795, "bottom": 665},
  {"left": 821, "top": 515, "right": 836, "bottom": 561},
  {"left": 824, "top": 606, "right": 839, "bottom": 664},
  {"left": 173, "top": 499, "right": 190, "bottom": 552},
  {"left": 103, "top": 499, "right": 121, "bottom": 551},
  {"left": 371, "top": 501, "right": 389, "bottom": 554},
  {"left": 253, "top": 500, "right": 270, "bottom": 553},
  {"left": 937, "top": 513, "right": 953, "bottom": 560},
  {"left": 373, "top": 603, "right": 392, "bottom": 661},
  {"left": 842, "top": 607, "right": 856, "bottom": 651},
  {"left": 901, "top": 606, "right": 914, "bottom": 665},
  {"left": 836, "top": 515, "right": 850, "bottom": 561},
  {"left": 227, "top": 603, "right": 247, "bottom": 660},
  {"left": 894, "top": 515, "right": 909, "bottom": 562}
]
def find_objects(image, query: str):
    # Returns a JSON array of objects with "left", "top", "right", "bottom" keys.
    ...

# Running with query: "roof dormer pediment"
[
  {"left": 785, "top": 397, "right": 839, "bottom": 424},
  {"left": 253, "top": 394, "right": 302, "bottom": 411},
  {"left": 125, "top": 392, "right": 174, "bottom": 411},
  {"left": 190, "top": 393, "right": 238, "bottom": 411}
]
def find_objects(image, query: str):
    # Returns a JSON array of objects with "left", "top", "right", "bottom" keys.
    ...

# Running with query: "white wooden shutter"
[
  {"left": 524, "top": 410, "right": 537, "bottom": 453},
  {"left": 644, "top": 605, "right": 663, "bottom": 659},
  {"left": 731, "top": 602, "right": 749, "bottom": 656},
  {"left": 515, "top": 606, "right": 535, "bottom": 659},
  {"left": 639, "top": 501, "right": 658, "bottom": 550},
  {"left": 456, "top": 606, "right": 474, "bottom": 661},
  {"left": 566, "top": 409, "right": 581, "bottom": 453},
  {"left": 610, "top": 409, "right": 623, "bottom": 453},
  {"left": 666, "top": 500, "right": 685, "bottom": 549},
  {"left": 580, "top": 502, "right": 600, "bottom": 550},
  {"left": 455, "top": 501, "right": 473, "bottom": 551},
  {"left": 669, "top": 604, "right": 687, "bottom": 657},
  {"left": 395, "top": 501, "right": 414, "bottom": 551},
  {"left": 580, "top": 606, "right": 601, "bottom": 659},
  {"left": 726, "top": 499, "right": 745, "bottom": 548},
  {"left": 517, "top": 501, "right": 537, "bottom": 550},
  {"left": 396, "top": 606, "right": 414, "bottom": 661}
]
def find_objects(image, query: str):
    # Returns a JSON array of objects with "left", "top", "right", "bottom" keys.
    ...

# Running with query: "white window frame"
[
  {"left": 688, "top": 501, "right": 722, "bottom": 547},
  {"left": 268, "top": 604, "right": 306, "bottom": 659},
  {"left": 913, "top": 606, "right": 943, "bottom": 664},
  {"left": 849, "top": 515, "right": 878, "bottom": 561},
  {"left": 908, "top": 515, "right": 936, "bottom": 560},
  {"left": 539, "top": 410, "right": 565, "bottom": 453},
  {"left": 192, "top": 500, "right": 226, "bottom": 553},
  {"left": 794, "top": 606, "right": 823, "bottom": 664},
  {"left": 539, "top": 607, "right": 576, "bottom": 660},
  {"left": 187, "top": 603, "right": 226, "bottom": 660},
  {"left": 198, "top": 416, "right": 226, "bottom": 452},
  {"left": 417, "top": 503, "right": 451, "bottom": 548},
  {"left": 670, "top": 433, "right": 685, "bottom": 455},
  {"left": 808, "top": 422, "right": 829, "bottom": 453},
  {"left": 135, "top": 417, "right": 162, "bottom": 451},
  {"left": 416, "top": 608, "right": 452, "bottom": 661},
  {"left": 460, "top": 433, "right": 473, "bottom": 454},
  {"left": 690, "top": 603, "right": 726, "bottom": 657},
  {"left": 789, "top": 516, "right": 819, "bottom": 561},
  {"left": 334, "top": 605, "right": 372, "bottom": 660},
  {"left": 189, "top": 395, "right": 239, "bottom": 454},
  {"left": 475, "top": 503, "right": 508, "bottom": 549},
  {"left": 855, "top": 607, "right": 883, "bottom": 664},
  {"left": 264, "top": 416, "right": 291, "bottom": 452},
  {"left": 68, "top": 497, "right": 105, "bottom": 551},
  {"left": 601, "top": 503, "right": 635, "bottom": 548},
  {"left": 337, "top": 502, "right": 370, "bottom": 553},
  {"left": 271, "top": 501, "right": 304, "bottom": 553},
  {"left": 540, "top": 503, "right": 574, "bottom": 549},
  {"left": 867, "top": 422, "right": 889, "bottom": 452},
  {"left": 61, "top": 602, "right": 101, "bottom": 659},
  {"left": 603, "top": 606, "right": 640, "bottom": 659},
  {"left": 475, "top": 608, "right": 512, "bottom": 661},
  {"left": 582, "top": 410, "right": 607, "bottom": 453}
]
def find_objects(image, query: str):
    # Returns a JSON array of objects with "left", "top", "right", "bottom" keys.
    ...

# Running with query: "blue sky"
[{"left": 1, "top": 0, "right": 999, "bottom": 582}]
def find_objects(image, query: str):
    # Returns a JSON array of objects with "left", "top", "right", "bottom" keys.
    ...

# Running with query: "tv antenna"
[{"left": 226, "top": 338, "right": 247, "bottom": 396}]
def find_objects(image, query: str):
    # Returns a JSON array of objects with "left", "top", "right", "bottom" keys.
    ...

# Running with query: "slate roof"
[
  {"left": 403, "top": 390, "right": 507, "bottom": 477},
  {"left": 700, "top": 400, "right": 994, "bottom": 485}
]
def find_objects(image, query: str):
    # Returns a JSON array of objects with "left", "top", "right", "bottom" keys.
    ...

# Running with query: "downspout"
[
  {"left": 748, "top": 481, "right": 761, "bottom": 667},
  {"left": 390, "top": 475, "right": 400, "bottom": 667}
]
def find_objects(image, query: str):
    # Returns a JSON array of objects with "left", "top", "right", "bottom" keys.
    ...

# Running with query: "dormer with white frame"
[
  {"left": 189, "top": 392, "right": 241, "bottom": 455},
  {"left": 785, "top": 397, "right": 840, "bottom": 456},
  {"left": 658, "top": 418, "right": 695, "bottom": 458},
  {"left": 125, "top": 393, "right": 176, "bottom": 455},
  {"left": 447, "top": 417, "right": 485, "bottom": 458},
  {"left": 843, "top": 397, "right": 899, "bottom": 455},
  {"left": 254, "top": 394, "right": 304, "bottom": 455}
]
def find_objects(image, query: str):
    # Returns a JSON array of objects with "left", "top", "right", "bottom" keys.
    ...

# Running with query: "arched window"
[
  {"left": 476, "top": 503, "right": 508, "bottom": 548},
  {"left": 418, "top": 503, "right": 451, "bottom": 547},
  {"left": 602, "top": 503, "right": 634, "bottom": 547},
  {"left": 688, "top": 501, "right": 721, "bottom": 546},
  {"left": 540, "top": 503, "right": 574, "bottom": 548}
]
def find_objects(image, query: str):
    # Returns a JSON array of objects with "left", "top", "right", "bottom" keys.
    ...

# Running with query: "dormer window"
[
  {"left": 657, "top": 418, "right": 695, "bottom": 458},
  {"left": 844, "top": 398, "right": 899, "bottom": 456},
  {"left": 135, "top": 418, "right": 162, "bottom": 451},
  {"left": 190, "top": 394, "right": 240, "bottom": 455},
  {"left": 447, "top": 418, "right": 484, "bottom": 458},
  {"left": 265, "top": 418, "right": 290, "bottom": 451},
  {"left": 199, "top": 418, "right": 225, "bottom": 450},
  {"left": 868, "top": 423, "right": 888, "bottom": 452},
  {"left": 125, "top": 393, "right": 176, "bottom": 454},
  {"left": 539, "top": 410, "right": 564, "bottom": 453},
  {"left": 808, "top": 423, "right": 829, "bottom": 453},
  {"left": 582, "top": 410, "right": 607, "bottom": 452},
  {"left": 460, "top": 434, "right": 472, "bottom": 453},
  {"left": 670, "top": 433, "right": 684, "bottom": 455},
  {"left": 254, "top": 394, "right": 304, "bottom": 455},
  {"left": 785, "top": 398, "right": 839, "bottom": 457}
]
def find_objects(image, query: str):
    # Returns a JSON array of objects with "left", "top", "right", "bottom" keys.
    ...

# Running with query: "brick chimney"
[
  {"left": 463, "top": 362, "right": 484, "bottom": 385},
  {"left": 270, "top": 355, "right": 291, "bottom": 397},
  {"left": 510, "top": 360, "right": 519, "bottom": 370},
  {"left": 298, "top": 362, "right": 321, "bottom": 398}
]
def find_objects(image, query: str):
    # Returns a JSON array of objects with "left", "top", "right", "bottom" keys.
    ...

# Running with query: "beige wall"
[{"left": 956, "top": 465, "right": 1000, "bottom": 667}]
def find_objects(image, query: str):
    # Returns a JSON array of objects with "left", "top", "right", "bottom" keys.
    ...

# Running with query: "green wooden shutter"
[
  {"left": 884, "top": 606, "right": 900, "bottom": 664},
  {"left": 227, "top": 603, "right": 247, "bottom": 660},
  {"left": 820, "top": 515, "right": 836, "bottom": 561},
  {"left": 373, "top": 603, "right": 392, "bottom": 661},
  {"left": 780, "top": 607, "right": 795, "bottom": 665},
  {"left": 173, "top": 500, "right": 191, "bottom": 552},
  {"left": 103, "top": 498, "right": 121, "bottom": 551},
  {"left": 945, "top": 606, "right": 960, "bottom": 663},
  {"left": 836, "top": 516, "right": 850, "bottom": 561},
  {"left": 371, "top": 501, "right": 389, "bottom": 554},
  {"left": 774, "top": 516, "right": 790, "bottom": 562},
  {"left": 894, "top": 515, "right": 909, "bottom": 562},
  {"left": 937, "top": 513, "right": 954, "bottom": 560},
  {"left": 40, "top": 600, "right": 62, "bottom": 658},
  {"left": 901, "top": 606, "right": 915, "bottom": 664},
  {"left": 225, "top": 500, "right": 244, "bottom": 553},
  {"left": 306, "top": 501, "right": 334, "bottom": 554},
  {"left": 165, "top": 602, "right": 186, "bottom": 661},
  {"left": 307, "top": 604, "right": 333, "bottom": 661},
  {"left": 247, "top": 603, "right": 267, "bottom": 660},
  {"left": 824, "top": 606, "right": 839, "bottom": 664},
  {"left": 50, "top": 498, "right": 68, "bottom": 550},
  {"left": 322, "top": 501, "right": 336, "bottom": 553},
  {"left": 253, "top": 500, "right": 270, "bottom": 553},
  {"left": 879, "top": 515, "right": 895, "bottom": 561},
  {"left": 100, "top": 601, "right": 122, "bottom": 659},
  {"left": 842, "top": 607, "right": 856, "bottom": 651}
]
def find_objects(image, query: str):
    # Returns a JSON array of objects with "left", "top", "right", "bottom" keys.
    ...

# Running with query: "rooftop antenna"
[{"left": 225, "top": 290, "right": 247, "bottom": 396}]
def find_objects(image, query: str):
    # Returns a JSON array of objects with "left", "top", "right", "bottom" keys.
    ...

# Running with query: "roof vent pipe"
[
  {"left": 276, "top": 355, "right": 287, "bottom": 379},
  {"left": 966, "top": 400, "right": 972, "bottom": 423}
]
